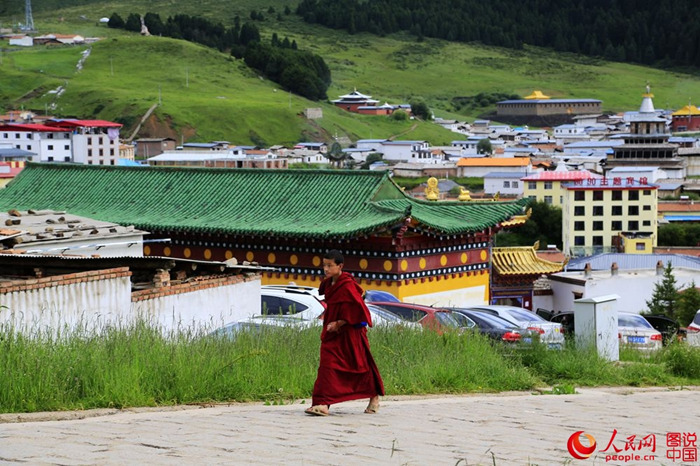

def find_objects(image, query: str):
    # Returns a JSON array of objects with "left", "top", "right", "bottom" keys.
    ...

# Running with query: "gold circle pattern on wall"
[
  {"left": 461, "top": 252, "right": 467, "bottom": 263},
  {"left": 184, "top": 248, "right": 192, "bottom": 258},
  {"left": 268, "top": 252, "right": 276, "bottom": 263},
  {"left": 359, "top": 258, "right": 368, "bottom": 270},
  {"left": 246, "top": 251, "right": 254, "bottom": 262},
  {"left": 419, "top": 258, "right": 426, "bottom": 269},
  {"left": 144, "top": 245, "right": 151, "bottom": 256},
  {"left": 312, "top": 256, "right": 321, "bottom": 267},
  {"left": 290, "top": 254, "right": 298, "bottom": 265},
  {"left": 225, "top": 250, "right": 233, "bottom": 260},
  {"left": 401, "top": 259, "right": 408, "bottom": 271},
  {"left": 440, "top": 255, "right": 447, "bottom": 266},
  {"left": 204, "top": 249, "right": 212, "bottom": 260},
  {"left": 163, "top": 246, "right": 171, "bottom": 257},
  {"left": 383, "top": 260, "right": 392, "bottom": 272},
  {"left": 480, "top": 250, "right": 487, "bottom": 261}
]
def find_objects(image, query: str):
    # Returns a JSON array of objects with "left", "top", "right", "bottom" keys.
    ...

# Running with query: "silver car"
[{"left": 465, "top": 305, "right": 565, "bottom": 349}]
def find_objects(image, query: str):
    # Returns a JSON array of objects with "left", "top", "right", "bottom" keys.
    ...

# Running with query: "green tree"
[
  {"left": 410, "top": 101, "right": 431, "bottom": 120},
  {"left": 645, "top": 262, "right": 680, "bottom": 319},
  {"left": 125, "top": 13, "right": 142, "bottom": 33},
  {"left": 677, "top": 282, "right": 700, "bottom": 326},
  {"left": 476, "top": 138, "right": 492, "bottom": 155},
  {"left": 391, "top": 109, "right": 408, "bottom": 121},
  {"left": 493, "top": 200, "right": 562, "bottom": 249},
  {"left": 107, "top": 13, "right": 125, "bottom": 29},
  {"left": 362, "top": 153, "right": 383, "bottom": 170}
]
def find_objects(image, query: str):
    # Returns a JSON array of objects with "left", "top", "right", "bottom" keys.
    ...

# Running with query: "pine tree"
[
  {"left": 645, "top": 262, "right": 680, "bottom": 318},
  {"left": 677, "top": 282, "right": 700, "bottom": 327}
]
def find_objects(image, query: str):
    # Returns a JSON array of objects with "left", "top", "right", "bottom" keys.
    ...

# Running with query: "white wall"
[{"left": 132, "top": 277, "right": 261, "bottom": 332}]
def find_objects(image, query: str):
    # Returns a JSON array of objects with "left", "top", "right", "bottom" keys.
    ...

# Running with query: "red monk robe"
[{"left": 311, "top": 272, "right": 385, "bottom": 407}]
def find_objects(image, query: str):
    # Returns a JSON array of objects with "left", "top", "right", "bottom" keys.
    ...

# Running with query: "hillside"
[{"left": 2, "top": 0, "right": 700, "bottom": 145}]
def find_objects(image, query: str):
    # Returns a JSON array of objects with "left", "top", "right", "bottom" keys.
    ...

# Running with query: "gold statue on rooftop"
[{"left": 425, "top": 177, "right": 439, "bottom": 201}]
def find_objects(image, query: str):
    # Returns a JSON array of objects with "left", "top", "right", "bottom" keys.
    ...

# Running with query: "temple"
[{"left": 0, "top": 164, "right": 529, "bottom": 306}]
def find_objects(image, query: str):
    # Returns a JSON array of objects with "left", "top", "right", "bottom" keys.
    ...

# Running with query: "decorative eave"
[
  {"left": 499, "top": 207, "right": 532, "bottom": 228},
  {"left": 492, "top": 241, "right": 568, "bottom": 276}
]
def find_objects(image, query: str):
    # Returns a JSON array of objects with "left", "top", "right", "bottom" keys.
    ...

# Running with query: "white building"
[
  {"left": 379, "top": 140, "right": 432, "bottom": 163},
  {"left": 0, "top": 123, "right": 73, "bottom": 162},
  {"left": 483, "top": 172, "right": 524, "bottom": 196}
]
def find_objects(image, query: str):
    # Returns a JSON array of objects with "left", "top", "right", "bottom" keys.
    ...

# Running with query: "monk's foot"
[
  {"left": 364, "top": 396, "right": 380, "bottom": 414},
  {"left": 305, "top": 405, "right": 329, "bottom": 416}
]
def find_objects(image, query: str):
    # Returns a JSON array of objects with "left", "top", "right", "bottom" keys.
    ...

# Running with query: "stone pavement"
[{"left": 0, "top": 386, "right": 699, "bottom": 466}]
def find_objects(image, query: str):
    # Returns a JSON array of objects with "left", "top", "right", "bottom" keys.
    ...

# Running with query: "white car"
[
  {"left": 618, "top": 312, "right": 663, "bottom": 352},
  {"left": 465, "top": 305, "right": 565, "bottom": 349},
  {"left": 688, "top": 309, "right": 700, "bottom": 332},
  {"left": 260, "top": 285, "right": 326, "bottom": 320}
]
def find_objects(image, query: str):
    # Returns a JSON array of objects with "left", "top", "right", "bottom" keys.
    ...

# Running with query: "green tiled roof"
[{"left": 0, "top": 164, "right": 526, "bottom": 238}]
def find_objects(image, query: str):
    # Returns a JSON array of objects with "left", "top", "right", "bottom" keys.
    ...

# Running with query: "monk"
[{"left": 305, "top": 249, "right": 385, "bottom": 416}]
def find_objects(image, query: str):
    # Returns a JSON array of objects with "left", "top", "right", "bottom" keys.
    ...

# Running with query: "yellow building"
[
  {"left": 522, "top": 169, "right": 601, "bottom": 207},
  {"left": 562, "top": 177, "right": 658, "bottom": 257}
]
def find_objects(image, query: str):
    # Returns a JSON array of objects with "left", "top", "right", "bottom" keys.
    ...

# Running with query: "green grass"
[
  {"left": 1, "top": 319, "right": 698, "bottom": 414},
  {"left": 3, "top": 1, "right": 700, "bottom": 144}
]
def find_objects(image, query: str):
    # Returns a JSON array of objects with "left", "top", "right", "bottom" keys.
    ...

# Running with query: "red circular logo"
[{"left": 567, "top": 431, "right": 597, "bottom": 460}]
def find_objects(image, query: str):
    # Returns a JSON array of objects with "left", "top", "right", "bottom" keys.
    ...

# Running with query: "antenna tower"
[{"left": 25, "top": 0, "right": 35, "bottom": 32}]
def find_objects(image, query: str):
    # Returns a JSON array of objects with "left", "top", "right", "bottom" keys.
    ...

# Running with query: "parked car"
[
  {"left": 548, "top": 311, "right": 662, "bottom": 352},
  {"left": 210, "top": 315, "right": 319, "bottom": 338},
  {"left": 642, "top": 314, "right": 681, "bottom": 345},
  {"left": 260, "top": 285, "right": 326, "bottom": 320},
  {"left": 465, "top": 305, "right": 565, "bottom": 349},
  {"left": 688, "top": 309, "right": 700, "bottom": 332},
  {"left": 369, "top": 301, "right": 466, "bottom": 333},
  {"left": 447, "top": 308, "right": 527, "bottom": 343},
  {"left": 364, "top": 290, "right": 400, "bottom": 303}
]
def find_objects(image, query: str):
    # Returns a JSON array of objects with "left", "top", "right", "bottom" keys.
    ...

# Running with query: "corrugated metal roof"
[{"left": 567, "top": 253, "right": 700, "bottom": 271}]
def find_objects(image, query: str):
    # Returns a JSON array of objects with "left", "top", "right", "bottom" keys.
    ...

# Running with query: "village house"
[
  {"left": 135, "top": 138, "right": 176, "bottom": 158},
  {"left": 456, "top": 157, "right": 532, "bottom": 178},
  {"left": 483, "top": 172, "right": 524, "bottom": 197},
  {"left": 522, "top": 167, "right": 602, "bottom": 207},
  {"left": 0, "top": 164, "right": 530, "bottom": 307}
]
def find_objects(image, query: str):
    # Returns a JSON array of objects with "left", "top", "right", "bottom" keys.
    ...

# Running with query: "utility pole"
[{"left": 25, "top": 0, "right": 35, "bottom": 32}]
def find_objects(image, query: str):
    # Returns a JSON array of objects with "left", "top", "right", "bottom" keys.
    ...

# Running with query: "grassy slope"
[{"left": 2, "top": 0, "right": 700, "bottom": 144}]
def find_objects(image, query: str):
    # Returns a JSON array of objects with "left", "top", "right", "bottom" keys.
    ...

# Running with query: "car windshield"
[
  {"left": 367, "top": 304, "right": 405, "bottom": 323},
  {"left": 693, "top": 312, "right": 700, "bottom": 326},
  {"left": 365, "top": 290, "right": 400, "bottom": 302},
  {"left": 618, "top": 313, "right": 653, "bottom": 329},
  {"left": 434, "top": 311, "right": 463, "bottom": 328},
  {"left": 447, "top": 311, "right": 475, "bottom": 328},
  {"left": 505, "top": 308, "right": 547, "bottom": 323}
]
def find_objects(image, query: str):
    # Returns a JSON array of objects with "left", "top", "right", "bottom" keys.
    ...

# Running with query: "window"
[
  {"left": 528, "top": 181, "right": 536, "bottom": 190},
  {"left": 643, "top": 205, "right": 651, "bottom": 211},
  {"left": 628, "top": 206, "right": 639, "bottom": 215},
  {"left": 593, "top": 191, "right": 604, "bottom": 201},
  {"left": 544, "top": 196, "right": 553, "bottom": 204},
  {"left": 612, "top": 206, "right": 622, "bottom": 216},
  {"left": 88, "top": 137, "right": 92, "bottom": 144},
  {"left": 643, "top": 220, "right": 651, "bottom": 226},
  {"left": 529, "top": 195, "right": 536, "bottom": 201},
  {"left": 611, "top": 221, "right": 622, "bottom": 230},
  {"left": 512, "top": 181, "right": 518, "bottom": 188},
  {"left": 261, "top": 296, "right": 309, "bottom": 315},
  {"left": 574, "top": 221, "right": 585, "bottom": 231},
  {"left": 27, "top": 133, "right": 32, "bottom": 139},
  {"left": 593, "top": 221, "right": 603, "bottom": 231},
  {"left": 593, "top": 206, "right": 604, "bottom": 216},
  {"left": 503, "top": 181, "right": 511, "bottom": 188},
  {"left": 574, "top": 236, "right": 585, "bottom": 246},
  {"left": 592, "top": 236, "right": 603, "bottom": 246},
  {"left": 574, "top": 206, "right": 585, "bottom": 216},
  {"left": 99, "top": 149, "right": 104, "bottom": 156},
  {"left": 643, "top": 190, "right": 651, "bottom": 196},
  {"left": 629, "top": 191, "right": 639, "bottom": 201},
  {"left": 628, "top": 221, "right": 639, "bottom": 230},
  {"left": 47, "top": 145, "right": 54, "bottom": 150},
  {"left": 574, "top": 191, "right": 585, "bottom": 201},
  {"left": 636, "top": 243, "right": 646, "bottom": 251},
  {"left": 109, "top": 148, "right": 114, "bottom": 156},
  {"left": 88, "top": 149, "right": 92, "bottom": 156},
  {"left": 612, "top": 191, "right": 622, "bottom": 201},
  {"left": 26, "top": 145, "right": 32, "bottom": 150},
  {"left": 544, "top": 181, "right": 553, "bottom": 190},
  {"left": 64, "top": 145, "right": 69, "bottom": 150},
  {"left": 48, "top": 133, "right": 53, "bottom": 139},
  {"left": 47, "top": 156, "right": 54, "bottom": 162}
]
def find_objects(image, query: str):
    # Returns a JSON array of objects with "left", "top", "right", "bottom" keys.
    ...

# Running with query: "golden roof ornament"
[
  {"left": 425, "top": 177, "right": 439, "bottom": 201},
  {"left": 458, "top": 187, "right": 471, "bottom": 201}
]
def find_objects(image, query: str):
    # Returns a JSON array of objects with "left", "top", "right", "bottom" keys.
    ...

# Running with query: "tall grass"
[{"left": 1, "top": 320, "right": 698, "bottom": 414}]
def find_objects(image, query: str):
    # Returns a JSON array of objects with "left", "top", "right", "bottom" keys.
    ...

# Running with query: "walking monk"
[{"left": 305, "top": 249, "right": 385, "bottom": 416}]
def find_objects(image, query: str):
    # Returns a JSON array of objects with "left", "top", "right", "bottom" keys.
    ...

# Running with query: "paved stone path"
[{"left": 0, "top": 387, "right": 698, "bottom": 465}]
